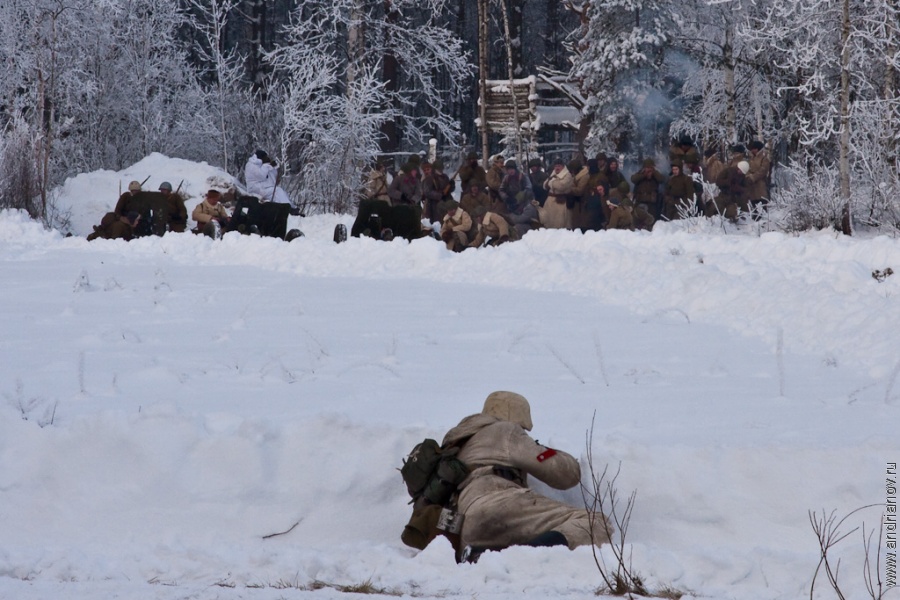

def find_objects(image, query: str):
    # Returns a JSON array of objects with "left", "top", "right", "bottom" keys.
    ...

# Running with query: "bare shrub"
[
  {"left": 808, "top": 504, "right": 888, "bottom": 600},
  {"left": 582, "top": 415, "right": 647, "bottom": 596}
]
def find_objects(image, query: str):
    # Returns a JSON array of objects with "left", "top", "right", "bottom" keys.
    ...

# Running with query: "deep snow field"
[{"left": 0, "top": 155, "right": 898, "bottom": 600}]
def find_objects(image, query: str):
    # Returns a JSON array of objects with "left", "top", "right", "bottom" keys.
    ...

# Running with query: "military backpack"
[
  {"left": 399, "top": 438, "right": 471, "bottom": 551},
  {"left": 400, "top": 438, "right": 469, "bottom": 507}
]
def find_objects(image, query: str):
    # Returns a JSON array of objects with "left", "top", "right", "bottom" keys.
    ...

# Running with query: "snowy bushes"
[{"left": 0, "top": 121, "right": 41, "bottom": 217}]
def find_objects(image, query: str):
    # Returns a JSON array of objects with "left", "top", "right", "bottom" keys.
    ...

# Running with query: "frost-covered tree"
[
  {"left": 0, "top": 0, "right": 212, "bottom": 219},
  {"left": 268, "top": 0, "right": 470, "bottom": 211},
  {"left": 185, "top": 0, "right": 244, "bottom": 171},
  {"left": 568, "top": 0, "right": 669, "bottom": 156},
  {"left": 272, "top": 0, "right": 468, "bottom": 155},
  {"left": 742, "top": 0, "right": 900, "bottom": 231},
  {"left": 667, "top": 0, "right": 779, "bottom": 147},
  {"left": 0, "top": 0, "right": 89, "bottom": 216},
  {"left": 267, "top": 7, "right": 392, "bottom": 212}
]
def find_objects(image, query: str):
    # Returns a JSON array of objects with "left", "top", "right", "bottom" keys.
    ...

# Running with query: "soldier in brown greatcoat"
[
  {"left": 158, "top": 181, "right": 188, "bottom": 233},
  {"left": 458, "top": 152, "right": 487, "bottom": 192},
  {"left": 87, "top": 211, "right": 141, "bottom": 241},
  {"left": 605, "top": 193, "right": 634, "bottom": 231},
  {"left": 631, "top": 159, "right": 665, "bottom": 210},
  {"left": 604, "top": 157, "right": 627, "bottom": 192},
  {"left": 706, "top": 161, "right": 750, "bottom": 220},
  {"left": 460, "top": 181, "right": 492, "bottom": 221},
  {"left": 388, "top": 163, "right": 423, "bottom": 207},
  {"left": 498, "top": 160, "right": 532, "bottom": 213},
  {"left": 527, "top": 159, "right": 548, "bottom": 206},
  {"left": 663, "top": 163, "right": 696, "bottom": 220}
]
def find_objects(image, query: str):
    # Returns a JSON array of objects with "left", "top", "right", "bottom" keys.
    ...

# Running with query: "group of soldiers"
[
  {"left": 86, "top": 140, "right": 771, "bottom": 245},
  {"left": 87, "top": 179, "right": 189, "bottom": 241},
  {"left": 364, "top": 137, "right": 772, "bottom": 251},
  {"left": 87, "top": 151, "right": 299, "bottom": 242}
]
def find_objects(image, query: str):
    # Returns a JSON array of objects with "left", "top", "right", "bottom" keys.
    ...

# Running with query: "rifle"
[
  {"left": 174, "top": 179, "right": 184, "bottom": 196},
  {"left": 442, "top": 165, "right": 461, "bottom": 197}
]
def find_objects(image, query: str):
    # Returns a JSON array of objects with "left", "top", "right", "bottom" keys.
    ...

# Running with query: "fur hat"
[
  {"left": 528, "top": 158, "right": 542, "bottom": 168},
  {"left": 737, "top": 161, "right": 750, "bottom": 175},
  {"left": 749, "top": 140, "right": 765, "bottom": 151},
  {"left": 642, "top": 158, "right": 655, "bottom": 168},
  {"left": 128, "top": 180, "right": 141, "bottom": 192},
  {"left": 482, "top": 391, "right": 533, "bottom": 431},
  {"left": 504, "top": 159, "right": 517, "bottom": 170},
  {"left": 730, "top": 143, "right": 746, "bottom": 154},
  {"left": 466, "top": 151, "right": 478, "bottom": 161},
  {"left": 617, "top": 181, "right": 631, "bottom": 194}
]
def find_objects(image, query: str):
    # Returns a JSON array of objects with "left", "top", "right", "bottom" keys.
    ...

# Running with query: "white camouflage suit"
[{"left": 244, "top": 154, "right": 291, "bottom": 204}]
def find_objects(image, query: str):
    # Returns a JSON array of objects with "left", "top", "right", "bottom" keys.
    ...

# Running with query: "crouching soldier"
[
  {"left": 440, "top": 201, "right": 473, "bottom": 252},
  {"left": 87, "top": 211, "right": 141, "bottom": 241},
  {"left": 469, "top": 212, "right": 513, "bottom": 248},
  {"left": 439, "top": 391, "right": 611, "bottom": 563},
  {"left": 605, "top": 193, "right": 634, "bottom": 231},
  {"left": 192, "top": 189, "right": 231, "bottom": 237}
]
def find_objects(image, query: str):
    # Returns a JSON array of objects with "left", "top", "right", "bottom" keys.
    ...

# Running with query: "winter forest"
[{"left": 2, "top": 0, "right": 900, "bottom": 234}]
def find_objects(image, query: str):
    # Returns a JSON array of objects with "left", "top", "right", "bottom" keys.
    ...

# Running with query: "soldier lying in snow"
[{"left": 401, "top": 391, "right": 612, "bottom": 563}]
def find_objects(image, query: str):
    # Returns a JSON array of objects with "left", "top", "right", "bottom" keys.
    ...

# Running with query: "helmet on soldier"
[{"left": 482, "top": 391, "right": 533, "bottom": 431}]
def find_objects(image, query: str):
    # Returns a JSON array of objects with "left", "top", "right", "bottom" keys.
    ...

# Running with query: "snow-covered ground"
[{"left": 0, "top": 156, "right": 898, "bottom": 600}]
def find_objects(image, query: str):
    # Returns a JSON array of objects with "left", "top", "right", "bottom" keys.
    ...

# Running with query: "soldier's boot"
[{"left": 523, "top": 530, "right": 568, "bottom": 548}]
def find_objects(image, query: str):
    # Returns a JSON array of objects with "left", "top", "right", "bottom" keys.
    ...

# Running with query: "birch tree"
[
  {"left": 568, "top": 0, "right": 669, "bottom": 156},
  {"left": 668, "top": 0, "right": 779, "bottom": 147},
  {"left": 743, "top": 0, "right": 900, "bottom": 232},
  {"left": 269, "top": 0, "right": 470, "bottom": 210}
]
